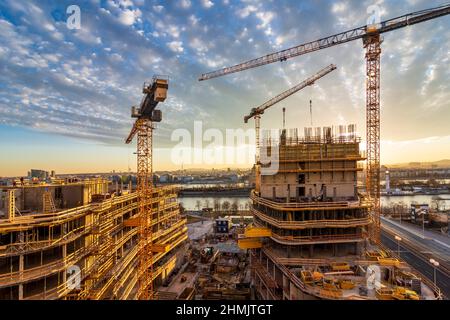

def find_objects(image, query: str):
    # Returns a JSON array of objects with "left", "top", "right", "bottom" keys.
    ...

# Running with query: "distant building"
[
  {"left": 159, "top": 173, "right": 174, "bottom": 183},
  {"left": 385, "top": 170, "right": 391, "bottom": 194},
  {"left": 215, "top": 217, "right": 231, "bottom": 233},
  {"left": 179, "top": 175, "right": 194, "bottom": 183},
  {"left": 29, "top": 169, "right": 49, "bottom": 180},
  {"left": 227, "top": 173, "right": 239, "bottom": 183},
  {"left": 411, "top": 204, "right": 430, "bottom": 226}
]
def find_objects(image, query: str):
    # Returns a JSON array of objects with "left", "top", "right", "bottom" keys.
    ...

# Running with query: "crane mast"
[
  {"left": 199, "top": 4, "right": 450, "bottom": 245},
  {"left": 125, "top": 76, "right": 168, "bottom": 300},
  {"left": 136, "top": 118, "right": 153, "bottom": 299},
  {"left": 364, "top": 33, "right": 382, "bottom": 242}
]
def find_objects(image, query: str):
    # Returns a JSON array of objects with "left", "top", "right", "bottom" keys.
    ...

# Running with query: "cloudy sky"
[{"left": 0, "top": 0, "right": 449, "bottom": 176}]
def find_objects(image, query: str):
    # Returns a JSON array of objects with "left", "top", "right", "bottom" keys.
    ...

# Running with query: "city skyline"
[{"left": 0, "top": 0, "right": 449, "bottom": 176}]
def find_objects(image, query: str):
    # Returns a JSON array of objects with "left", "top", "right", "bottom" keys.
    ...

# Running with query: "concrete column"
[
  {"left": 18, "top": 254, "right": 24, "bottom": 300},
  {"left": 121, "top": 230, "right": 124, "bottom": 257},
  {"left": 62, "top": 244, "right": 67, "bottom": 262},
  {"left": 7, "top": 190, "right": 15, "bottom": 221},
  {"left": 273, "top": 263, "right": 276, "bottom": 281}
]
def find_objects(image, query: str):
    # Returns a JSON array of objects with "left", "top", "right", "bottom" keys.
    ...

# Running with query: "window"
[
  {"left": 55, "top": 187, "right": 62, "bottom": 200},
  {"left": 298, "top": 174, "right": 306, "bottom": 184}
]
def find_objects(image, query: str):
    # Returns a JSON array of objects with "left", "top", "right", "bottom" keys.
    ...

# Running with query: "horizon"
[{"left": 2, "top": 158, "right": 450, "bottom": 179}]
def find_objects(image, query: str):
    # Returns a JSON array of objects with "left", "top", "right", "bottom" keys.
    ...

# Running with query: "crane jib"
[
  {"left": 198, "top": 4, "right": 450, "bottom": 81},
  {"left": 244, "top": 64, "right": 337, "bottom": 122}
]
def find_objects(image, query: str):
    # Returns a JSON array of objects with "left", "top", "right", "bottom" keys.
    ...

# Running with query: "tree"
[
  {"left": 231, "top": 200, "right": 238, "bottom": 213},
  {"left": 213, "top": 199, "right": 220, "bottom": 211},
  {"left": 222, "top": 201, "right": 230, "bottom": 211}
]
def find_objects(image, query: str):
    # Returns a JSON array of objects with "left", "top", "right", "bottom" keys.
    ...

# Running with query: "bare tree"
[
  {"left": 231, "top": 200, "right": 238, "bottom": 213},
  {"left": 222, "top": 201, "right": 230, "bottom": 212},
  {"left": 213, "top": 198, "right": 220, "bottom": 211}
]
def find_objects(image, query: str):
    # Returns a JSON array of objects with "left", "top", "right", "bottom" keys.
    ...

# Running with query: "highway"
[{"left": 381, "top": 216, "right": 450, "bottom": 299}]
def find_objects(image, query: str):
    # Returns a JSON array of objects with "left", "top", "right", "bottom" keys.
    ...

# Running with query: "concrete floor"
[
  {"left": 159, "top": 271, "right": 197, "bottom": 296},
  {"left": 188, "top": 220, "right": 213, "bottom": 240}
]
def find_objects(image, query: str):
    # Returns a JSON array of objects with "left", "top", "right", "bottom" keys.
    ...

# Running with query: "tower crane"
[
  {"left": 244, "top": 64, "right": 337, "bottom": 194},
  {"left": 125, "top": 76, "right": 169, "bottom": 300},
  {"left": 198, "top": 4, "right": 450, "bottom": 244}
]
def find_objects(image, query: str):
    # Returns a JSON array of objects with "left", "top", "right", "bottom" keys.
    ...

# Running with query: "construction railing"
[
  {"left": 251, "top": 192, "right": 371, "bottom": 211},
  {"left": 252, "top": 208, "right": 371, "bottom": 230}
]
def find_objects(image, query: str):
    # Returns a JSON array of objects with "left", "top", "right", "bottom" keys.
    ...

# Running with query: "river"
[{"left": 179, "top": 194, "right": 450, "bottom": 211}]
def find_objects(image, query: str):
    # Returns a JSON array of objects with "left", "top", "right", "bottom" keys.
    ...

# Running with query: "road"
[{"left": 381, "top": 217, "right": 450, "bottom": 298}]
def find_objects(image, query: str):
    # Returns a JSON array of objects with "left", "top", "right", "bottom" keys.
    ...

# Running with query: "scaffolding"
[{"left": 0, "top": 185, "right": 188, "bottom": 300}]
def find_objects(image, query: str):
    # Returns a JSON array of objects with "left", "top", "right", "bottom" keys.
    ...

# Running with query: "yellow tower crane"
[
  {"left": 199, "top": 4, "right": 450, "bottom": 244},
  {"left": 125, "top": 76, "right": 168, "bottom": 300}
]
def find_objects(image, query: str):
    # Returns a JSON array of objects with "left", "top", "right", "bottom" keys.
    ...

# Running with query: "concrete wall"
[
  {"left": 1, "top": 181, "right": 110, "bottom": 213},
  {"left": 260, "top": 160, "right": 358, "bottom": 200}
]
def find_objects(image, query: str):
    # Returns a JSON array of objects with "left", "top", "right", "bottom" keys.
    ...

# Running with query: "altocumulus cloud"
[{"left": 0, "top": 0, "right": 448, "bottom": 151}]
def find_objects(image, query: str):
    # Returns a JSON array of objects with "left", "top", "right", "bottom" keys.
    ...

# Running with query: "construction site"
[
  {"left": 0, "top": 3, "right": 449, "bottom": 301},
  {"left": 238, "top": 127, "right": 440, "bottom": 300},
  {"left": 0, "top": 180, "right": 188, "bottom": 299}
]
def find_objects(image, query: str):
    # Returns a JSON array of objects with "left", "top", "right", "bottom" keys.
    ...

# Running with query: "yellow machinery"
[
  {"left": 244, "top": 225, "right": 272, "bottom": 238},
  {"left": 376, "top": 288, "right": 395, "bottom": 300},
  {"left": 322, "top": 277, "right": 338, "bottom": 290},
  {"left": 338, "top": 279, "right": 355, "bottom": 290},
  {"left": 237, "top": 225, "right": 271, "bottom": 249},
  {"left": 300, "top": 271, "right": 314, "bottom": 285},
  {"left": 331, "top": 262, "right": 351, "bottom": 272},
  {"left": 392, "top": 287, "right": 420, "bottom": 300},
  {"left": 312, "top": 271, "right": 324, "bottom": 283},
  {"left": 366, "top": 249, "right": 387, "bottom": 260},
  {"left": 238, "top": 238, "right": 263, "bottom": 249},
  {"left": 377, "top": 257, "right": 400, "bottom": 267}
]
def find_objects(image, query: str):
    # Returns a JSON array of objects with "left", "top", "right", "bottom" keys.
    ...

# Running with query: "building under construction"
[
  {"left": 241, "top": 126, "right": 442, "bottom": 300},
  {"left": 0, "top": 179, "right": 188, "bottom": 300}
]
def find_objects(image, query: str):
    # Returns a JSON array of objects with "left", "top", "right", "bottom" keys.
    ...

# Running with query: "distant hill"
[{"left": 384, "top": 159, "right": 450, "bottom": 169}]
